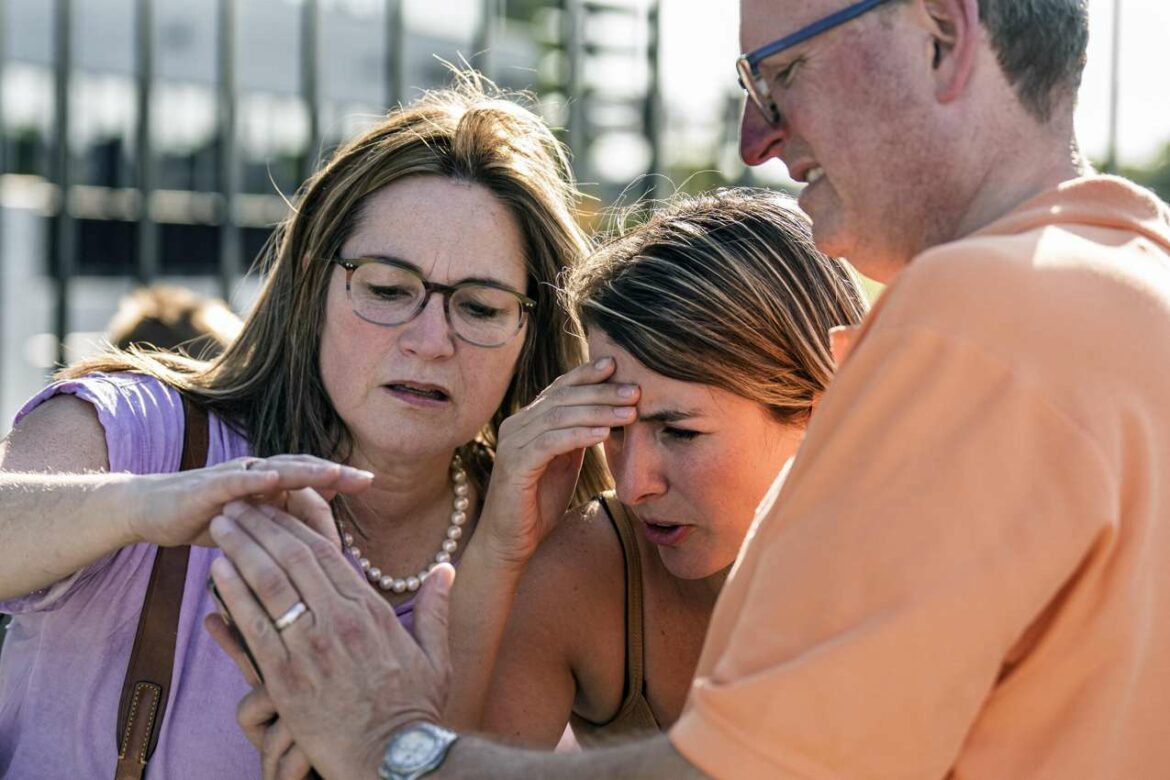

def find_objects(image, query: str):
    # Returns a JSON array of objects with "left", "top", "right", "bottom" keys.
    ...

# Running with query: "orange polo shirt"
[{"left": 670, "top": 176, "right": 1170, "bottom": 779}]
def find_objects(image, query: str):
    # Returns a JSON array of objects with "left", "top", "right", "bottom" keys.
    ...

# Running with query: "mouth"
[
  {"left": 791, "top": 162, "right": 824, "bottom": 185},
  {"left": 640, "top": 519, "right": 696, "bottom": 547},
  {"left": 383, "top": 381, "right": 451, "bottom": 405}
]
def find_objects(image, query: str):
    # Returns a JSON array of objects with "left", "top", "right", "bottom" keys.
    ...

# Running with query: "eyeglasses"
[
  {"left": 736, "top": 0, "right": 896, "bottom": 125},
  {"left": 333, "top": 257, "right": 535, "bottom": 348}
]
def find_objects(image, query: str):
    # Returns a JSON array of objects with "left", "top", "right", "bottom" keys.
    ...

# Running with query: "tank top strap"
[{"left": 598, "top": 492, "right": 646, "bottom": 707}]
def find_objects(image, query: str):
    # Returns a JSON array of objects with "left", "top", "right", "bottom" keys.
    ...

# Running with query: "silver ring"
[{"left": 273, "top": 601, "right": 309, "bottom": 632}]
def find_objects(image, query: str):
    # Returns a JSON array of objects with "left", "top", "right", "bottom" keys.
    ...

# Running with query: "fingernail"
[
  {"left": 614, "top": 406, "right": 636, "bottom": 418},
  {"left": 210, "top": 556, "right": 236, "bottom": 580},
  {"left": 595, "top": 357, "right": 613, "bottom": 370},
  {"left": 618, "top": 384, "right": 638, "bottom": 398},
  {"left": 210, "top": 514, "right": 234, "bottom": 539}
]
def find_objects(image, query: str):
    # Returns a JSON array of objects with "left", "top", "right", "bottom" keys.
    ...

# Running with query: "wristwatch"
[{"left": 377, "top": 721, "right": 459, "bottom": 780}]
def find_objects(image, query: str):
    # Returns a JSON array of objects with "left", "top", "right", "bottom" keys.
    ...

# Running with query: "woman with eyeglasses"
[
  {"left": 466, "top": 189, "right": 868, "bottom": 746},
  {"left": 0, "top": 76, "right": 608, "bottom": 778}
]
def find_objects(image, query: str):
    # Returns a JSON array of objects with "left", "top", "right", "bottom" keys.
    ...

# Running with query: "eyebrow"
[
  {"left": 363, "top": 253, "right": 521, "bottom": 290},
  {"left": 638, "top": 408, "right": 703, "bottom": 425}
]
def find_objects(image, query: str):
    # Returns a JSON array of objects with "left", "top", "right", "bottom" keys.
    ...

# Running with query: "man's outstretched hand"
[{"left": 204, "top": 500, "right": 454, "bottom": 780}]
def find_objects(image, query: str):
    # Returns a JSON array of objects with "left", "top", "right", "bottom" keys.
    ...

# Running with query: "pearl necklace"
[{"left": 341, "top": 454, "right": 469, "bottom": 594}]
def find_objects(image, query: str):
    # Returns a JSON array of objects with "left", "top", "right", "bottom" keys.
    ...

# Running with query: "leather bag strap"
[{"left": 114, "top": 397, "right": 208, "bottom": 780}]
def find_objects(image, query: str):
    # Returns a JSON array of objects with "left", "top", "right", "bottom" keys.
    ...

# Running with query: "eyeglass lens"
[{"left": 347, "top": 262, "right": 524, "bottom": 347}]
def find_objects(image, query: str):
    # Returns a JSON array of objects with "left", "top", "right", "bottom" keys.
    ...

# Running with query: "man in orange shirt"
[{"left": 209, "top": 0, "right": 1170, "bottom": 777}]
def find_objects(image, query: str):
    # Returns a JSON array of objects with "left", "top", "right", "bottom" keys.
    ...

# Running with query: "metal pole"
[
  {"left": 301, "top": 0, "right": 320, "bottom": 183},
  {"left": 563, "top": 0, "right": 586, "bottom": 178},
  {"left": 217, "top": 0, "right": 239, "bottom": 299},
  {"left": 135, "top": 0, "right": 158, "bottom": 282},
  {"left": 643, "top": 0, "right": 663, "bottom": 201},
  {"left": 474, "top": 0, "right": 502, "bottom": 79},
  {"left": 385, "top": 0, "right": 405, "bottom": 109},
  {"left": 1104, "top": 0, "right": 1122, "bottom": 174},
  {"left": 53, "top": 0, "right": 75, "bottom": 368}
]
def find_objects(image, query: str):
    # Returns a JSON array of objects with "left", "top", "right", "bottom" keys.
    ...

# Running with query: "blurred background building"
[{"left": 1, "top": 0, "right": 1168, "bottom": 429}]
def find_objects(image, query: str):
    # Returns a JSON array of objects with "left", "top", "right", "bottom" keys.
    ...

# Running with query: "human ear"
[{"left": 919, "top": 0, "right": 979, "bottom": 104}]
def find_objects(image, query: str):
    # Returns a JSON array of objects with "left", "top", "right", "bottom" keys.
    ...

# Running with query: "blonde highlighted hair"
[{"left": 564, "top": 188, "right": 868, "bottom": 425}]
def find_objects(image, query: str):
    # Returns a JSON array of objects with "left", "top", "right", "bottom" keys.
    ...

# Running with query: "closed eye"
[
  {"left": 772, "top": 58, "right": 802, "bottom": 88},
  {"left": 662, "top": 426, "right": 700, "bottom": 441}
]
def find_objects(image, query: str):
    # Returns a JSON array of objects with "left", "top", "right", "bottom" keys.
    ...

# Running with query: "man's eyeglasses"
[
  {"left": 333, "top": 257, "right": 535, "bottom": 348},
  {"left": 736, "top": 0, "right": 897, "bottom": 125}
]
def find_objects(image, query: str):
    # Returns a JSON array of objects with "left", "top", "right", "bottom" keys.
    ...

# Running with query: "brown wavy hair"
[{"left": 65, "top": 73, "right": 609, "bottom": 505}]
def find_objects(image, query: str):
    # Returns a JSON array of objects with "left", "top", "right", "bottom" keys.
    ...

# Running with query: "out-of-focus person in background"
[
  {"left": 0, "top": 76, "right": 608, "bottom": 779},
  {"left": 470, "top": 189, "right": 866, "bottom": 747},
  {"left": 105, "top": 284, "right": 243, "bottom": 359}
]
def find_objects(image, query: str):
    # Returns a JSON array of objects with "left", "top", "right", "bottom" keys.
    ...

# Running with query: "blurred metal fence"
[{"left": 0, "top": 0, "right": 664, "bottom": 420}]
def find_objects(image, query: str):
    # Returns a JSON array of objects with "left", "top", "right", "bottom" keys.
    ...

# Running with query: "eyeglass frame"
[
  {"left": 331, "top": 257, "right": 536, "bottom": 348},
  {"left": 736, "top": 0, "right": 897, "bottom": 125}
]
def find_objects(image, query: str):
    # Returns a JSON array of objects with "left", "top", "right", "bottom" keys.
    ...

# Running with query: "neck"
[
  {"left": 952, "top": 131, "right": 1085, "bottom": 242},
  {"left": 345, "top": 443, "right": 459, "bottom": 530},
  {"left": 686, "top": 564, "right": 730, "bottom": 609}
]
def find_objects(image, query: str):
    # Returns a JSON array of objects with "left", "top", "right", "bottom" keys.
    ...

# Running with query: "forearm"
[
  {"left": 434, "top": 733, "right": 707, "bottom": 780},
  {"left": 0, "top": 473, "right": 140, "bottom": 599},
  {"left": 443, "top": 529, "right": 528, "bottom": 730}
]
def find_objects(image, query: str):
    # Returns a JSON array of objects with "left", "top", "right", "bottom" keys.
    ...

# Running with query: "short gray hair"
[{"left": 979, "top": 0, "right": 1089, "bottom": 121}]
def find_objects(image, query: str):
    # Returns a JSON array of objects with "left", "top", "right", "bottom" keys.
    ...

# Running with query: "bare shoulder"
[
  {"left": 0, "top": 394, "right": 110, "bottom": 473},
  {"left": 512, "top": 498, "right": 626, "bottom": 646}
]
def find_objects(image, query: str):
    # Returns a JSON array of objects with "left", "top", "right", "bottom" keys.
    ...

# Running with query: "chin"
[{"left": 657, "top": 547, "right": 728, "bottom": 581}]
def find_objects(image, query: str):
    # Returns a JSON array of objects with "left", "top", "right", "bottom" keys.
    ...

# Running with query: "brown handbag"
[{"left": 114, "top": 397, "right": 208, "bottom": 780}]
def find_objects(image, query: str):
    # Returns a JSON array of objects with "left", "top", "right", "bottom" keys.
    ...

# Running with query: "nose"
[
  {"left": 608, "top": 427, "right": 667, "bottom": 507},
  {"left": 739, "top": 100, "right": 787, "bottom": 167},
  {"left": 397, "top": 292, "right": 456, "bottom": 359}
]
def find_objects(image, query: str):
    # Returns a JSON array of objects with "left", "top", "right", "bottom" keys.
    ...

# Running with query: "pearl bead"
[
  {"left": 436, "top": 551, "right": 451, "bottom": 563},
  {"left": 451, "top": 511, "right": 467, "bottom": 526},
  {"left": 379, "top": 575, "right": 394, "bottom": 591},
  {"left": 454, "top": 496, "right": 470, "bottom": 512},
  {"left": 359, "top": 558, "right": 370, "bottom": 571},
  {"left": 418, "top": 570, "right": 430, "bottom": 581},
  {"left": 368, "top": 567, "right": 381, "bottom": 581},
  {"left": 453, "top": 470, "right": 467, "bottom": 484},
  {"left": 343, "top": 533, "right": 354, "bottom": 546},
  {"left": 350, "top": 546, "right": 361, "bottom": 559},
  {"left": 391, "top": 579, "right": 407, "bottom": 593},
  {"left": 406, "top": 576, "right": 421, "bottom": 592},
  {"left": 447, "top": 526, "right": 463, "bottom": 541},
  {"left": 442, "top": 539, "right": 458, "bottom": 553},
  {"left": 454, "top": 483, "right": 469, "bottom": 497}
]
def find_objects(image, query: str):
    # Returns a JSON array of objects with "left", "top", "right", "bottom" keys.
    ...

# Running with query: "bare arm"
[
  {"left": 476, "top": 502, "right": 624, "bottom": 746},
  {"left": 0, "top": 395, "right": 374, "bottom": 601},
  {"left": 0, "top": 396, "right": 138, "bottom": 599},
  {"left": 436, "top": 733, "right": 707, "bottom": 780},
  {"left": 443, "top": 358, "right": 637, "bottom": 729}
]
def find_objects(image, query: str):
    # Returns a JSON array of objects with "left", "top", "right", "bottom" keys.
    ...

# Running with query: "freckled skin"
[{"left": 590, "top": 331, "right": 803, "bottom": 580}]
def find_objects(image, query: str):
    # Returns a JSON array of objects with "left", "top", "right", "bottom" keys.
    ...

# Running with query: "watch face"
[{"left": 391, "top": 729, "right": 438, "bottom": 771}]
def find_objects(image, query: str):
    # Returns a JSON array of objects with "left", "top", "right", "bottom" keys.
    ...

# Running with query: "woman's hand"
[
  {"left": 126, "top": 455, "right": 372, "bottom": 548},
  {"left": 480, "top": 357, "right": 639, "bottom": 569}
]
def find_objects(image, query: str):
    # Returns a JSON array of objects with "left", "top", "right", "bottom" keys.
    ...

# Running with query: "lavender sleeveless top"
[{"left": 0, "top": 373, "right": 419, "bottom": 778}]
